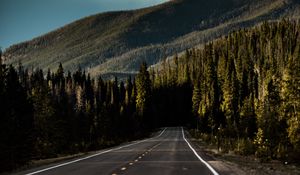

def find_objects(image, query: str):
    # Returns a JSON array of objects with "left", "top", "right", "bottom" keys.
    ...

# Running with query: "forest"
[
  {"left": 152, "top": 19, "right": 300, "bottom": 162},
  {"left": 0, "top": 19, "right": 299, "bottom": 172}
]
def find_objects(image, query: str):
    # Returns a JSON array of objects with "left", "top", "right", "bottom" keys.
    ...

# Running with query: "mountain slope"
[{"left": 3, "top": 0, "right": 300, "bottom": 77}]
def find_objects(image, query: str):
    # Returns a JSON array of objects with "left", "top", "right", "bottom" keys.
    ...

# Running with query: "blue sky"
[{"left": 0, "top": 0, "right": 168, "bottom": 49}]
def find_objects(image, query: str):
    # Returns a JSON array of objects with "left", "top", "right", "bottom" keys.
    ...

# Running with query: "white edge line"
[
  {"left": 25, "top": 128, "right": 166, "bottom": 175},
  {"left": 181, "top": 127, "right": 219, "bottom": 175}
]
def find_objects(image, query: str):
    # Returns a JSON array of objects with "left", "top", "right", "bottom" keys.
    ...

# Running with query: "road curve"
[{"left": 16, "top": 127, "right": 218, "bottom": 175}]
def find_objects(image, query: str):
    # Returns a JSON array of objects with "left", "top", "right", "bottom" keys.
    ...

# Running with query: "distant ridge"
[{"left": 3, "top": 0, "right": 300, "bottom": 77}]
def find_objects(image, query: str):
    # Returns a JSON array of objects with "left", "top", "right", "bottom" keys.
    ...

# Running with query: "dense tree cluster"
[
  {"left": 0, "top": 60, "right": 155, "bottom": 171},
  {"left": 151, "top": 20, "right": 300, "bottom": 162}
]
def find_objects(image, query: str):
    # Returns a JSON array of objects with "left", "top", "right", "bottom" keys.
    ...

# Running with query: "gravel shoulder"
[{"left": 191, "top": 138, "right": 300, "bottom": 175}]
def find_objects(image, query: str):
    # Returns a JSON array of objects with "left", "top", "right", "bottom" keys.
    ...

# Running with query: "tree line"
[{"left": 0, "top": 55, "right": 165, "bottom": 171}]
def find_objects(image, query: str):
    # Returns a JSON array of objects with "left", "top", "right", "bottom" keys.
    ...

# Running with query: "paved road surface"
[{"left": 16, "top": 127, "right": 219, "bottom": 175}]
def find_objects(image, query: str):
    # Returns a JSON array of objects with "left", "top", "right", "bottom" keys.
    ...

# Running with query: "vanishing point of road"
[{"left": 16, "top": 127, "right": 219, "bottom": 175}]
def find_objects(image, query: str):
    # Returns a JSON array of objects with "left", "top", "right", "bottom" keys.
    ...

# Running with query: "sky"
[{"left": 0, "top": 0, "right": 168, "bottom": 49}]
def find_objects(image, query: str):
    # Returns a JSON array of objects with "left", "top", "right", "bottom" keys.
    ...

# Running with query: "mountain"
[{"left": 3, "top": 0, "right": 300, "bottom": 77}]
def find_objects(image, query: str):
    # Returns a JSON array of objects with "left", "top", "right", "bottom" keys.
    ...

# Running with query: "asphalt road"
[{"left": 17, "top": 127, "right": 219, "bottom": 175}]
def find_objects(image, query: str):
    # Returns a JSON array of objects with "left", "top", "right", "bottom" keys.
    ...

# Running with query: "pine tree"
[
  {"left": 31, "top": 71, "right": 56, "bottom": 158},
  {"left": 125, "top": 77, "right": 133, "bottom": 106},
  {"left": 56, "top": 63, "right": 64, "bottom": 82},
  {"left": 192, "top": 81, "right": 201, "bottom": 116},
  {"left": 136, "top": 62, "right": 151, "bottom": 116},
  {"left": 240, "top": 95, "right": 257, "bottom": 138},
  {"left": 120, "top": 81, "right": 126, "bottom": 105},
  {"left": 257, "top": 77, "right": 282, "bottom": 158},
  {"left": 136, "top": 63, "right": 152, "bottom": 130},
  {"left": 221, "top": 57, "right": 239, "bottom": 136}
]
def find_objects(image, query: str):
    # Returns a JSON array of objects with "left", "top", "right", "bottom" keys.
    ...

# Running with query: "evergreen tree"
[
  {"left": 125, "top": 77, "right": 133, "bottom": 106},
  {"left": 221, "top": 57, "right": 239, "bottom": 136},
  {"left": 192, "top": 81, "right": 201, "bottom": 116},
  {"left": 240, "top": 95, "right": 257, "bottom": 139},
  {"left": 256, "top": 77, "right": 282, "bottom": 158},
  {"left": 136, "top": 63, "right": 151, "bottom": 116},
  {"left": 136, "top": 62, "right": 152, "bottom": 130}
]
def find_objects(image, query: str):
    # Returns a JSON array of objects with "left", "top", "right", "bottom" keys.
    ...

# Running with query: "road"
[{"left": 17, "top": 127, "right": 219, "bottom": 175}]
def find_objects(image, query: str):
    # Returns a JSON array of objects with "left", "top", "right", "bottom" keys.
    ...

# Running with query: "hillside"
[{"left": 3, "top": 0, "right": 300, "bottom": 77}]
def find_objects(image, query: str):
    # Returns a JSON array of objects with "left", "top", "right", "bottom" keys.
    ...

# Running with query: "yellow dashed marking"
[
  {"left": 121, "top": 167, "right": 126, "bottom": 171},
  {"left": 135, "top": 159, "right": 138, "bottom": 162},
  {"left": 129, "top": 162, "right": 133, "bottom": 165}
]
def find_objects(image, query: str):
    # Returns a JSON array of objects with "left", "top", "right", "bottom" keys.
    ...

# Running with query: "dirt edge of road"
[{"left": 190, "top": 137, "right": 300, "bottom": 175}]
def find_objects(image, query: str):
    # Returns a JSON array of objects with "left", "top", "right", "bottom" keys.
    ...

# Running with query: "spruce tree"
[
  {"left": 136, "top": 62, "right": 151, "bottom": 116},
  {"left": 136, "top": 63, "right": 151, "bottom": 130}
]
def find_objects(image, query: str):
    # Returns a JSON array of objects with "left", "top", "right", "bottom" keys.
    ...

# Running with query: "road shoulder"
[{"left": 187, "top": 133, "right": 300, "bottom": 175}]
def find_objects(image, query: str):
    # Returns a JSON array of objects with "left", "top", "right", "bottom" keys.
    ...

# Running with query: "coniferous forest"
[
  {"left": 152, "top": 20, "right": 300, "bottom": 162},
  {"left": 1, "top": 20, "right": 300, "bottom": 172}
]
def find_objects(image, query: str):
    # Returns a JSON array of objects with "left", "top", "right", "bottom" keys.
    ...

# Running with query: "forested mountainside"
[
  {"left": 152, "top": 19, "right": 300, "bottom": 161},
  {"left": 1, "top": 20, "right": 299, "bottom": 172},
  {"left": 3, "top": 0, "right": 300, "bottom": 77}
]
